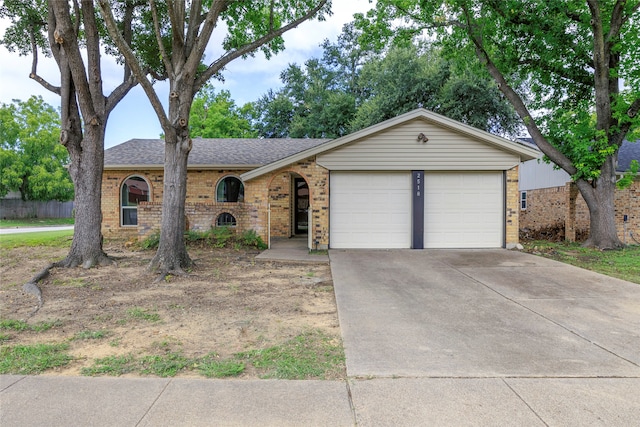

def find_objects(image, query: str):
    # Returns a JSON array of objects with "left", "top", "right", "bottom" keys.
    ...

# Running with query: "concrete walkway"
[
  {"left": 2, "top": 249, "right": 639, "bottom": 426},
  {"left": 0, "top": 225, "right": 74, "bottom": 235},
  {"left": 255, "top": 236, "right": 329, "bottom": 263}
]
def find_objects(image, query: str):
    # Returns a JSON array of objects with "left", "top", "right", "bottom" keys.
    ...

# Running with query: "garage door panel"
[
  {"left": 425, "top": 172, "right": 503, "bottom": 248},
  {"left": 330, "top": 172, "right": 411, "bottom": 249}
]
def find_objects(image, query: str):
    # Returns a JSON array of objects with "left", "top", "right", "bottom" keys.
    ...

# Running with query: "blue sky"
[{"left": 0, "top": 1, "right": 372, "bottom": 148}]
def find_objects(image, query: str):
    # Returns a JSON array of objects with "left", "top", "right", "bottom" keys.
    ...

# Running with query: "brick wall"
[
  {"left": 244, "top": 157, "right": 330, "bottom": 249},
  {"left": 519, "top": 179, "right": 639, "bottom": 242},
  {"left": 505, "top": 166, "right": 520, "bottom": 245},
  {"left": 101, "top": 169, "right": 251, "bottom": 239}
]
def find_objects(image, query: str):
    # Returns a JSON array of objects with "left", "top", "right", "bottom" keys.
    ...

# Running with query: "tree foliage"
[
  {"left": 250, "top": 24, "right": 519, "bottom": 138},
  {"left": 189, "top": 85, "right": 257, "bottom": 138},
  {"left": 0, "top": 96, "right": 73, "bottom": 201},
  {"left": 359, "top": 0, "right": 640, "bottom": 249}
]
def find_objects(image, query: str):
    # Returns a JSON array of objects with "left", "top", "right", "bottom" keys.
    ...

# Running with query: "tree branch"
[
  {"left": 195, "top": 0, "right": 328, "bottom": 90},
  {"left": 185, "top": 0, "right": 203, "bottom": 55},
  {"left": 97, "top": 0, "right": 170, "bottom": 130},
  {"left": 29, "top": 31, "right": 60, "bottom": 95},
  {"left": 149, "top": 0, "right": 174, "bottom": 76},
  {"left": 461, "top": 6, "right": 577, "bottom": 175}
]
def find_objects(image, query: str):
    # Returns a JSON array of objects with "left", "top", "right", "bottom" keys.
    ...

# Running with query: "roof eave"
[{"left": 104, "top": 164, "right": 260, "bottom": 171}]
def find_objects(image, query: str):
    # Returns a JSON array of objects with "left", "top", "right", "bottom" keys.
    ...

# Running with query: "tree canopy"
[
  {"left": 0, "top": 96, "right": 73, "bottom": 201},
  {"left": 358, "top": 0, "right": 640, "bottom": 248},
  {"left": 250, "top": 23, "right": 519, "bottom": 138},
  {"left": 189, "top": 85, "right": 257, "bottom": 138}
]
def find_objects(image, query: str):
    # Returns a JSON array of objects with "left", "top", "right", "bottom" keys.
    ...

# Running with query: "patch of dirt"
[
  {"left": 0, "top": 242, "right": 341, "bottom": 378},
  {"left": 520, "top": 223, "right": 589, "bottom": 242}
]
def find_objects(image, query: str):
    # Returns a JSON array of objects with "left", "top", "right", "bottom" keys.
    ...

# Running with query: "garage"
[
  {"left": 330, "top": 172, "right": 411, "bottom": 248},
  {"left": 424, "top": 172, "right": 503, "bottom": 248},
  {"left": 243, "top": 108, "right": 538, "bottom": 250}
]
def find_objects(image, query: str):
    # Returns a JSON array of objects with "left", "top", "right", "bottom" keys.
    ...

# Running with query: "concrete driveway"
[
  {"left": 330, "top": 249, "right": 640, "bottom": 378},
  {"left": 330, "top": 249, "right": 640, "bottom": 425}
]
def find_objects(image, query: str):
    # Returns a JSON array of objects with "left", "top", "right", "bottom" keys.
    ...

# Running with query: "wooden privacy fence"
[{"left": 0, "top": 199, "right": 74, "bottom": 219}]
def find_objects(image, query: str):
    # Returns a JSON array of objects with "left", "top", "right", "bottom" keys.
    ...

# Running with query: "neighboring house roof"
[
  {"left": 241, "top": 108, "right": 539, "bottom": 181},
  {"left": 103, "top": 138, "right": 330, "bottom": 170},
  {"left": 518, "top": 138, "right": 639, "bottom": 173},
  {"left": 618, "top": 140, "right": 640, "bottom": 172}
]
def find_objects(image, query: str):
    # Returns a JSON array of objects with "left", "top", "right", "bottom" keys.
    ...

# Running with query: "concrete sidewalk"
[
  {"left": 2, "top": 375, "right": 639, "bottom": 425},
  {"left": 0, "top": 225, "right": 74, "bottom": 235}
]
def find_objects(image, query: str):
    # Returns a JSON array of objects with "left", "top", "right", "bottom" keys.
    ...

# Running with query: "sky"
[{"left": 0, "top": 1, "right": 373, "bottom": 149}]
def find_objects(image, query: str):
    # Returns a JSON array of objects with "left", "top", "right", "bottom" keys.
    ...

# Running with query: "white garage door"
[
  {"left": 424, "top": 172, "right": 503, "bottom": 248},
  {"left": 330, "top": 172, "right": 411, "bottom": 248}
]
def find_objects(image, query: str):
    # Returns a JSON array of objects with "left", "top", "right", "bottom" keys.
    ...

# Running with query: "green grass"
[
  {"left": 139, "top": 353, "right": 191, "bottom": 377},
  {"left": 236, "top": 330, "right": 345, "bottom": 380},
  {"left": 126, "top": 307, "right": 161, "bottom": 323},
  {"left": 80, "top": 331, "right": 344, "bottom": 379},
  {"left": 196, "top": 353, "right": 245, "bottom": 378},
  {"left": 0, "top": 343, "right": 73, "bottom": 374},
  {"left": 0, "top": 218, "right": 74, "bottom": 228},
  {"left": 0, "top": 229, "right": 73, "bottom": 249},
  {"left": 81, "top": 354, "right": 137, "bottom": 376},
  {"left": 524, "top": 241, "right": 640, "bottom": 284},
  {"left": 0, "top": 319, "right": 62, "bottom": 332}
]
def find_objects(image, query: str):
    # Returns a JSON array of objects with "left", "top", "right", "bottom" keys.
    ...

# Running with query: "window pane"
[
  {"left": 122, "top": 207, "right": 138, "bottom": 226},
  {"left": 121, "top": 176, "right": 149, "bottom": 226},
  {"left": 216, "top": 213, "right": 236, "bottom": 226},
  {"left": 217, "top": 177, "right": 244, "bottom": 202}
]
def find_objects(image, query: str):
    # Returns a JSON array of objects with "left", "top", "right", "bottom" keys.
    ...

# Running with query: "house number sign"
[{"left": 412, "top": 171, "right": 424, "bottom": 249}]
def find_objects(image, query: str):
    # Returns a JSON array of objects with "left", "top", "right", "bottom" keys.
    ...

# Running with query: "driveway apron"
[{"left": 329, "top": 249, "right": 640, "bottom": 379}]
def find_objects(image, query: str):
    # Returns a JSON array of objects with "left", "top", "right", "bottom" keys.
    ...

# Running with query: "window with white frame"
[
  {"left": 216, "top": 176, "right": 244, "bottom": 202},
  {"left": 520, "top": 191, "right": 527, "bottom": 210},
  {"left": 121, "top": 175, "right": 149, "bottom": 226}
]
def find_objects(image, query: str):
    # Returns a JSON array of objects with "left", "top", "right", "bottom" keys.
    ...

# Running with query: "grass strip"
[{"left": 0, "top": 343, "right": 72, "bottom": 374}]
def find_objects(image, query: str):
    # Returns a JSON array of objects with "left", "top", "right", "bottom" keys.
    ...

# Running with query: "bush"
[
  {"left": 237, "top": 229, "right": 267, "bottom": 250},
  {"left": 141, "top": 231, "right": 160, "bottom": 249}
]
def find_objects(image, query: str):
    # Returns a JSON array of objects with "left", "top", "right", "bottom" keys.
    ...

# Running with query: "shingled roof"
[{"left": 104, "top": 138, "right": 331, "bottom": 169}]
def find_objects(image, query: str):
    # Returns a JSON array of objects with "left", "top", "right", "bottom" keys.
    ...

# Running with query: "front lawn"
[{"left": 523, "top": 241, "right": 640, "bottom": 284}]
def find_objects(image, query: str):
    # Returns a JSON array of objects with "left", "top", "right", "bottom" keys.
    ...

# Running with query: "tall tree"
[
  {"left": 189, "top": 85, "right": 257, "bottom": 138},
  {"left": 98, "top": 0, "right": 331, "bottom": 276},
  {"left": 0, "top": 96, "right": 73, "bottom": 201},
  {"left": 251, "top": 31, "right": 518, "bottom": 138},
  {"left": 353, "top": 44, "right": 519, "bottom": 135},
  {"left": 361, "top": 0, "right": 640, "bottom": 249},
  {"left": 1, "top": 1, "right": 144, "bottom": 267}
]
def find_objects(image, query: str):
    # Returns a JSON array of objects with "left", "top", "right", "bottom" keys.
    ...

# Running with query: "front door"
[{"left": 294, "top": 178, "right": 309, "bottom": 234}]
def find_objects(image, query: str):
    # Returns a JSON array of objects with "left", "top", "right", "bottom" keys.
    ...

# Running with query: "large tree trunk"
[
  {"left": 57, "top": 121, "right": 112, "bottom": 268},
  {"left": 575, "top": 157, "right": 622, "bottom": 249},
  {"left": 149, "top": 132, "right": 193, "bottom": 274}
]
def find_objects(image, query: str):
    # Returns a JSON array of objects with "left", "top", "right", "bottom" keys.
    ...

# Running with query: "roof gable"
[
  {"left": 104, "top": 138, "right": 330, "bottom": 170},
  {"left": 241, "top": 108, "right": 539, "bottom": 180}
]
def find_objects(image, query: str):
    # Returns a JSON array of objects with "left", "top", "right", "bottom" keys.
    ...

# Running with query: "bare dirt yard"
[{"left": 0, "top": 241, "right": 343, "bottom": 379}]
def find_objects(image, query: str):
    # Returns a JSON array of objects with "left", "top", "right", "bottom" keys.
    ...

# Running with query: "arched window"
[
  {"left": 216, "top": 212, "right": 237, "bottom": 227},
  {"left": 121, "top": 175, "right": 149, "bottom": 226},
  {"left": 216, "top": 176, "right": 244, "bottom": 202}
]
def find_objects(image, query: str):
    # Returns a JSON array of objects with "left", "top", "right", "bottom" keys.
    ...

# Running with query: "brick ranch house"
[
  {"left": 102, "top": 108, "right": 538, "bottom": 249},
  {"left": 519, "top": 139, "right": 640, "bottom": 243}
]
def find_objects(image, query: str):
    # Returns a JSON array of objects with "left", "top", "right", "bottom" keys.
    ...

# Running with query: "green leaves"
[
  {"left": 0, "top": 96, "right": 73, "bottom": 201},
  {"left": 189, "top": 85, "right": 257, "bottom": 138}
]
